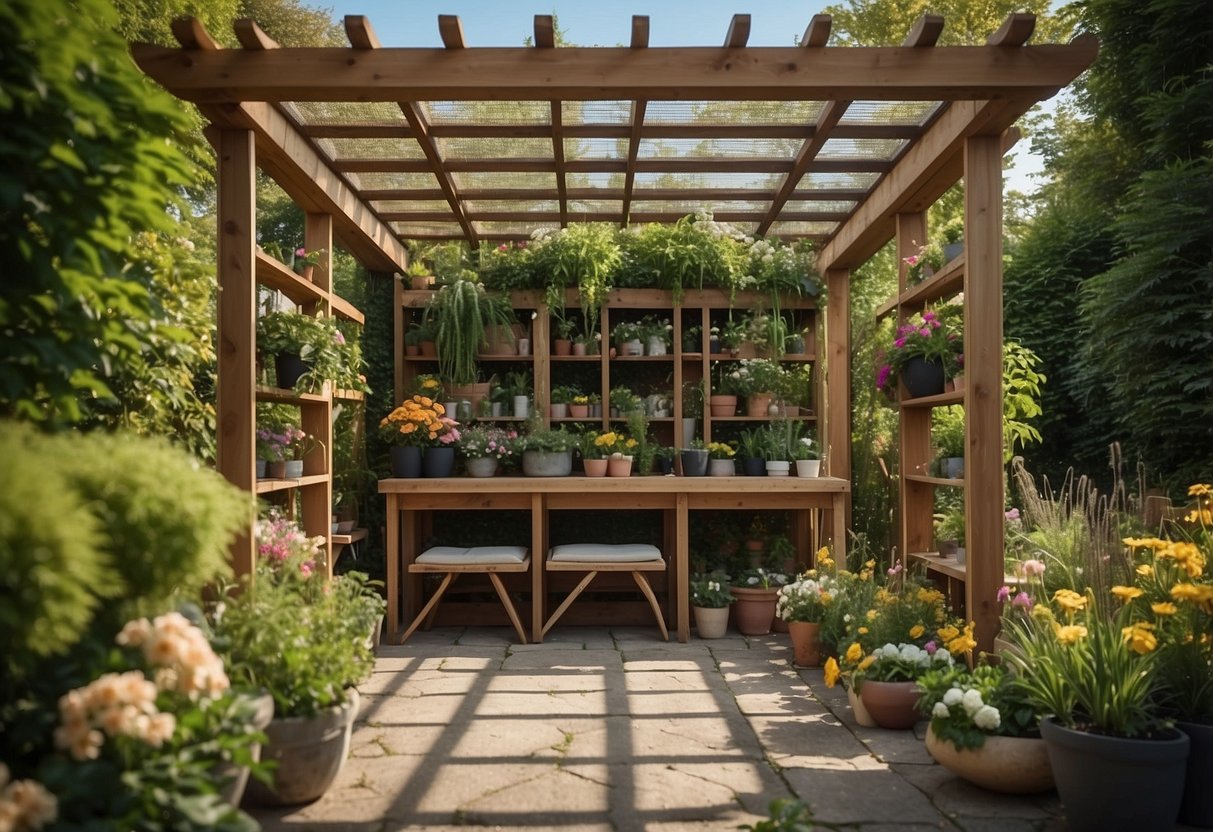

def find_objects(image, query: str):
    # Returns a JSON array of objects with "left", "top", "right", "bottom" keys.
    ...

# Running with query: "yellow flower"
[
  {"left": 937, "top": 624, "right": 960, "bottom": 643},
  {"left": 1172, "top": 582, "right": 1213, "bottom": 611},
  {"left": 1136, "top": 563, "right": 1155, "bottom": 578},
  {"left": 858, "top": 655, "right": 876, "bottom": 671},
  {"left": 844, "top": 642, "right": 863, "bottom": 664},
  {"left": 816, "top": 546, "right": 833, "bottom": 566},
  {"left": 857, "top": 626, "right": 869, "bottom": 635},
  {"left": 909, "top": 624, "right": 925, "bottom": 639},
  {"left": 866, "top": 609, "right": 878, "bottom": 621},
  {"left": 946, "top": 621, "right": 977, "bottom": 655},
  {"left": 1055, "top": 624, "right": 1088, "bottom": 645},
  {"left": 1121, "top": 622, "right": 1157, "bottom": 654},
  {"left": 1160, "top": 542, "right": 1206, "bottom": 578},
  {"left": 1186, "top": 508, "right": 1213, "bottom": 524},
  {"left": 1189, "top": 484, "right": 1212, "bottom": 497},
  {"left": 823, "top": 657, "right": 841, "bottom": 688},
  {"left": 1123, "top": 536, "right": 1168, "bottom": 550},
  {"left": 1053, "top": 589, "right": 1087, "bottom": 613},
  {"left": 916, "top": 587, "right": 944, "bottom": 606},
  {"left": 1151, "top": 602, "right": 1178, "bottom": 616},
  {"left": 1111, "top": 585, "right": 1143, "bottom": 602}
]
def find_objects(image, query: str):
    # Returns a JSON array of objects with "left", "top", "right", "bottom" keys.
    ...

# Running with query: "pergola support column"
[
  {"left": 216, "top": 128, "right": 258, "bottom": 577},
  {"left": 963, "top": 135, "right": 1004, "bottom": 654},
  {"left": 824, "top": 266, "right": 852, "bottom": 536},
  {"left": 301, "top": 213, "right": 334, "bottom": 576}
]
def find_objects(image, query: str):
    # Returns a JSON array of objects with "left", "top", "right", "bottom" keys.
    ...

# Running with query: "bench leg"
[
  {"left": 488, "top": 573, "right": 529, "bottom": 644},
  {"left": 541, "top": 570, "right": 598, "bottom": 639},
  {"left": 399, "top": 572, "right": 455, "bottom": 644},
  {"left": 631, "top": 571, "right": 670, "bottom": 642}
]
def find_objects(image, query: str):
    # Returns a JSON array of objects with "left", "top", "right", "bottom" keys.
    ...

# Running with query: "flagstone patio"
[{"left": 250, "top": 628, "right": 1072, "bottom": 831}]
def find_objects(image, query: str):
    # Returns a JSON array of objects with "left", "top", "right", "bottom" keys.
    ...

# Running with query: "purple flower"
[
  {"left": 997, "top": 586, "right": 1011, "bottom": 603},
  {"left": 925, "top": 641, "right": 938, "bottom": 655},
  {"left": 1012, "top": 592, "right": 1034, "bottom": 611},
  {"left": 334, "top": 330, "right": 346, "bottom": 345},
  {"left": 1005, "top": 508, "right": 1020, "bottom": 521}
]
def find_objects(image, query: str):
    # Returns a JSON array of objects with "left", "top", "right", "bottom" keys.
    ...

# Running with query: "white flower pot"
[
  {"left": 795, "top": 459, "right": 821, "bottom": 477},
  {"left": 765, "top": 460, "right": 791, "bottom": 477},
  {"left": 512, "top": 395, "right": 529, "bottom": 419},
  {"left": 465, "top": 457, "right": 498, "bottom": 478},
  {"left": 516, "top": 337, "right": 530, "bottom": 356},
  {"left": 646, "top": 336, "right": 667, "bottom": 356},
  {"left": 709, "top": 458, "right": 735, "bottom": 476}
]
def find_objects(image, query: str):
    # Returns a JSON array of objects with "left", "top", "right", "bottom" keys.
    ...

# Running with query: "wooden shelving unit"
[{"left": 396, "top": 288, "right": 821, "bottom": 455}]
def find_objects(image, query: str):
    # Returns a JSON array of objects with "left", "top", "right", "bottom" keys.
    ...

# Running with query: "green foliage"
[
  {"left": 0, "top": 423, "right": 116, "bottom": 670},
  {"left": 932, "top": 406, "right": 966, "bottom": 459},
  {"left": 689, "top": 572, "right": 734, "bottom": 608},
  {"left": 822, "top": 0, "right": 1071, "bottom": 45},
  {"left": 211, "top": 565, "right": 378, "bottom": 718},
  {"left": 0, "top": 0, "right": 195, "bottom": 425},
  {"left": 917, "top": 664, "right": 1041, "bottom": 750},
  {"left": 1002, "top": 341, "right": 1045, "bottom": 463},
  {"left": 739, "top": 799, "right": 814, "bottom": 832},
  {"left": 425, "top": 278, "right": 515, "bottom": 385},
  {"left": 519, "top": 426, "right": 578, "bottom": 454},
  {"left": 615, "top": 215, "right": 742, "bottom": 302}
]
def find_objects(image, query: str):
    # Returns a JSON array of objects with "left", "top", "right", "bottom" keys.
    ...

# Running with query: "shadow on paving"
[{"left": 247, "top": 627, "right": 1075, "bottom": 832}]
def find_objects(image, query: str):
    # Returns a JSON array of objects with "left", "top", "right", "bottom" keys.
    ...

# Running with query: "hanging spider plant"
[{"left": 424, "top": 272, "right": 515, "bottom": 385}]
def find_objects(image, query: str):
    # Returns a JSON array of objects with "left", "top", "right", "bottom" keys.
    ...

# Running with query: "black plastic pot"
[
  {"left": 274, "top": 352, "right": 310, "bottom": 390},
  {"left": 900, "top": 356, "right": 945, "bottom": 398},
  {"left": 679, "top": 449, "right": 709, "bottom": 477}
]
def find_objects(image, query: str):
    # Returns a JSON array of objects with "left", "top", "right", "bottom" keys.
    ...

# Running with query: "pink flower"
[
  {"left": 887, "top": 563, "right": 903, "bottom": 576},
  {"left": 925, "top": 641, "right": 938, "bottom": 655},
  {"left": 1012, "top": 592, "right": 1034, "bottom": 610},
  {"left": 997, "top": 585, "right": 1011, "bottom": 603},
  {"left": 295, "top": 247, "right": 306, "bottom": 258},
  {"left": 1005, "top": 508, "right": 1020, "bottom": 521},
  {"left": 333, "top": 330, "right": 345, "bottom": 345},
  {"left": 1020, "top": 559, "right": 1046, "bottom": 577},
  {"left": 904, "top": 254, "right": 920, "bottom": 266},
  {"left": 300, "top": 561, "right": 314, "bottom": 578}
]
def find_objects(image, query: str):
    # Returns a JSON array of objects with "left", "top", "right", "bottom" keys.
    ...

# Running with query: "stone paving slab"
[{"left": 249, "top": 627, "right": 1073, "bottom": 832}]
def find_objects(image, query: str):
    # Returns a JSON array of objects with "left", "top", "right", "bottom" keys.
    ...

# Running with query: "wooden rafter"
[
  {"left": 233, "top": 19, "right": 278, "bottom": 50},
  {"left": 801, "top": 15, "right": 832, "bottom": 48},
  {"left": 132, "top": 37, "right": 1100, "bottom": 103},
  {"left": 988, "top": 12, "right": 1036, "bottom": 46},
  {"left": 333, "top": 158, "right": 891, "bottom": 174},
  {"left": 344, "top": 16, "right": 476, "bottom": 245},
  {"left": 302, "top": 122, "right": 924, "bottom": 141},
  {"left": 724, "top": 15, "right": 751, "bottom": 48},
  {"left": 534, "top": 16, "right": 568, "bottom": 228},
  {"left": 382, "top": 210, "right": 847, "bottom": 224},
  {"left": 620, "top": 16, "right": 650, "bottom": 226},
  {"left": 438, "top": 15, "right": 466, "bottom": 49}
]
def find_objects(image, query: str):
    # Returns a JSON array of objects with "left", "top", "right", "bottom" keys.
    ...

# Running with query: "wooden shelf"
[
  {"left": 330, "top": 293, "right": 365, "bottom": 325},
  {"left": 709, "top": 414, "right": 816, "bottom": 422},
  {"left": 906, "top": 551, "right": 968, "bottom": 581},
  {"left": 255, "top": 384, "right": 328, "bottom": 405},
  {"left": 333, "top": 388, "right": 366, "bottom": 402},
  {"left": 331, "top": 527, "right": 368, "bottom": 546},
  {"left": 904, "top": 474, "right": 965, "bottom": 488},
  {"left": 477, "top": 353, "right": 535, "bottom": 362},
  {"left": 255, "top": 251, "right": 326, "bottom": 305},
  {"left": 874, "top": 254, "right": 966, "bottom": 320},
  {"left": 611, "top": 355, "right": 675, "bottom": 362},
  {"left": 255, "top": 473, "right": 330, "bottom": 494},
  {"left": 681, "top": 352, "right": 703, "bottom": 360},
  {"left": 549, "top": 354, "right": 600, "bottom": 362},
  {"left": 901, "top": 389, "right": 964, "bottom": 408}
]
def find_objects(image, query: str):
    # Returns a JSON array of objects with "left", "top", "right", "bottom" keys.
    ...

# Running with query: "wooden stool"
[
  {"left": 542, "top": 543, "right": 668, "bottom": 641},
  {"left": 402, "top": 545, "right": 530, "bottom": 644}
]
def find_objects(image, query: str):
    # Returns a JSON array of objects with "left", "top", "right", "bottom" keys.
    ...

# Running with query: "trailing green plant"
[
  {"left": 256, "top": 311, "right": 350, "bottom": 392},
  {"left": 531, "top": 223, "right": 620, "bottom": 339},
  {"left": 478, "top": 240, "right": 540, "bottom": 291},
  {"left": 615, "top": 214, "right": 743, "bottom": 303},
  {"left": 424, "top": 277, "right": 516, "bottom": 385}
]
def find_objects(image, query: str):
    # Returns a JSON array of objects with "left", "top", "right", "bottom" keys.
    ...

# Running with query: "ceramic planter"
[
  {"left": 1040, "top": 716, "right": 1189, "bottom": 832},
  {"left": 522, "top": 450, "right": 572, "bottom": 477},
  {"left": 765, "top": 460, "right": 791, "bottom": 477},
  {"left": 569, "top": 404, "right": 590, "bottom": 418},
  {"left": 925, "top": 725, "right": 1054, "bottom": 794},
  {"left": 693, "top": 605, "right": 730, "bottom": 639},
  {"left": 553, "top": 339, "right": 572, "bottom": 356},
  {"left": 256, "top": 458, "right": 267, "bottom": 478},
  {"left": 795, "top": 459, "right": 820, "bottom": 477},
  {"left": 680, "top": 448, "right": 709, "bottom": 477},
  {"left": 900, "top": 356, "right": 945, "bottom": 398},
  {"left": 741, "top": 457, "right": 766, "bottom": 476},
  {"left": 859, "top": 680, "right": 921, "bottom": 729},
  {"left": 390, "top": 446, "right": 422, "bottom": 478},
  {"left": 284, "top": 459, "right": 304, "bottom": 478},
  {"left": 465, "top": 457, "right": 498, "bottom": 478},
  {"left": 708, "top": 394, "right": 737, "bottom": 417},
  {"left": 942, "top": 456, "right": 964, "bottom": 479},
  {"left": 746, "top": 393, "right": 773, "bottom": 417},
  {"left": 645, "top": 336, "right": 667, "bottom": 356},
  {"left": 550, "top": 403, "right": 569, "bottom": 418},
  {"left": 709, "top": 458, "right": 735, "bottom": 476},
  {"left": 215, "top": 692, "right": 275, "bottom": 807},
  {"left": 274, "top": 352, "right": 309, "bottom": 390},
  {"left": 607, "top": 456, "right": 633, "bottom": 477},
  {"left": 583, "top": 458, "right": 608, "bottom": 477},
  {"left": 246, "top": 689, "right": 360, "bottom": 806},
  {"left": 730, "top": 586, "right": 778, "bottom": 635},
  {"left": 847, "top": 686, "right": 877, "bottom": 727},
  {"left": 512, "top": 395, "right": 530, "bottom": 419}
]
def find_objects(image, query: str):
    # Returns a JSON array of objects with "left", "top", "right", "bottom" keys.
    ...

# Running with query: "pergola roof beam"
[
  {"left": 621, "top": 16, "right": 650, "bottom": 226},
  {"left": 988, "top": 13, "right": 1036, "bottom": 46},
  {"left": 534, "top": 16, "right": 568, "bottom": 228},
  {"left": 131, "top": 38, "right": 1101, "bottom": 102},
  {"left": 301, "top": 123, "right": 924, "bottom": 141},
  {"left": 362, "top": 187, "right": 869, "bottom": 202},
  {"left": 801, "top": 15, "right": 832, "bottom": 48},
  {"left": 438, "top": 15, "right": 466, "bottom": 49},
  {"left": 233, "top": 19, "right": 278, "bottom": 50}
]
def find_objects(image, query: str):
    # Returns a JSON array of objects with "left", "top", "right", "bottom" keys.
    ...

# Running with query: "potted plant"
[
  {"left": 256, "top": 311, "right": 346, "bottom": 392},
  {"left": 793, "top": 434, "right": 820, "bottom": 477},
  {"left": 933, "top": 405, "right": 965, "bottom": 479},
  {"left": 939, "top": 215, "right": 965, "bottom": 264},
  {"left": 577, "top": 430, "right": 610, "bottom": 477},
  {"left": 776, "top": 572, "right": 836, "bottom": 666},
  {"left": 875, "top": 305, "right": 962, "bottom": 399},
  {"left": 727, "top": 359, "right": 785, "bottom": 417},
  {"left": 654, "top": 445, "right": 676, "bottom": 475},
  {"left": 612, "top": 319, "right": 644, "bottom": 356},
  {"left": 706, "top": 441, "right": 736, "bottom": 476},
  {"left": 916, "top": 663, "right": 1054, "bottom": 794},
  {"left": 457, "top": 424, "right": 517, "bottom": 478},
  {"left": 855, "top": 642, "right": 957, "bottom": 729},
  {"left": 682, "top": 324, "right": 703, "bottom": 354},
  {"left": 1002, "top": 584, "right": 1191, "bottom": 832},
  {"left": 549, "top": 384, "right": 579, "bottom": 419},
  {"left": 552, "top": 314, "right": 577, "bottom": 356},
  {"left": 679, "top": 438, "right": 709, "bottom": 478},
  {"left": 423, "top": 275, "right": 515, "bottom": 405},
  {"left": 730, "top": 568, "right": 790, "bottom": 636},
  {"left": 690, "top": 572, "right": 734, "bottom": 638},
  {"left": 934, "top": 508, "right": 966, "bottom": 559},
  {"left": 744, "top": 307, "right": 789, "bottom": 359},
  {"left": 293, "top": 246, "right": 325, "bottom": 280},
  {"left": 682, "top": 380, "right": 704, "bottom": 444},
  {"left": 518, "top": 426, "right": 578, "bottom": 476},
  {"left": 736, "top": 429, "right": 768, "bottom": 476},
  {"left": 379, "top": 395, "right": 461, "bottom": 478},
  {"left": 593, "top": 430, "right": 637, "bottom": 477},
  {"left": 609, "top": 385, "right": 642, "bottom": 419},
  {"left": 638, "top": 314, "right": 673, "bottom": 356},
  {"left": 501, "top": 369, "right": 533, "bottom": 419},
  {"left": 530, "top": 222, "right": 619, "bottom": 342},
  {"left": 762, "top": 419, "right": 808, "bottom": 477},
  {"left": 209, "top": 542, "right": 378, "bottom": 806},
  {"left": 405, "top": 257, "right": 435, "bottom": 290}
]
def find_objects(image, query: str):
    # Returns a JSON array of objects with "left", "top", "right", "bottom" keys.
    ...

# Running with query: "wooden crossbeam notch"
[
  {"left": 534, "top": 14, "right": 555, "bottom": 48},
  {"left": 988, "top": 13, "right": 1036, "bottom": 47},
  {"left": 904, "top": 14, "right": 945, "bottom": 47},
  {"left": 438, "top": 15, "right": 465, "bottom": 49},
  {"left": 801, "top": 14, "right": 832, "bottom": 47},
  {"left": 234, "top": 19, "right": 278, "bottom": 50},
  {"left": 621, "top": 16, "right": 650, "bottom": 227},
  {"left": 171, "top": 17, "right": 221, "bottom": 50},
  {"left": 724, "top": 14, "right": 751, "bottom": 48},
  {"left": 344, "top": 15, "right": 380, "bottom": 49}
]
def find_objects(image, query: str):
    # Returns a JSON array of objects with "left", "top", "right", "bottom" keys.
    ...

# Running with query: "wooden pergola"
[{"left": 133, "top": 12, "right": 1096, "bottom": 649}]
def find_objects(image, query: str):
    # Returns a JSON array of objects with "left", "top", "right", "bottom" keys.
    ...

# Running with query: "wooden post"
[
  {"left": 393, "top": 277, "right": 404, "bottom": 404},
  {"left": 823, "top": 266, "right": 851, "bottom": 541},
  {"left": 216, "top": 129, "right": 257, "bottom": 577},
  {"left": 895, "top": 212, "right": 934, "bottom": 564},
  {"left": 301, "top": 213, "right": 334, "bottom": 576},
  {"left": 963, "top": 135, "right": 1004, "bottom": 654}
]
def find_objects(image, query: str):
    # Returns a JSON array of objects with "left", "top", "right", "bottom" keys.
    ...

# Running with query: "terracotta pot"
[
  {"left": 409, "top": 274, "right": 434, "bottom": 290},
  {"left": 787, "top": 621, "right": 822, "bottom": 666},
  {"left": 266, "top": 460, "right": 287, "bottom": 479},
  {"left": 708, "top": 394, "right": 737, "bottom": 417},
  {"left": 553, "top": 339, "right": 572, "bottom": 356},
  {"left": 730, "top": 586, "right": 778, "bottom": 636},
  {"left": 746, "top": 393, "right": 773, "bottom": 417},
  {"left": 860, "top": 680, "right": 922, "bottom": 729},
  {"left": 607, "top": 456, "right": 633, "bottom": 477},
  {"left": 420, "top": 340, "right": 437, "bottom": 357},
  {"left": 848, "top": 686, "right": 877, "bottom": 727},
  {"left": 693, "top": 606, "right": 729, "bottom": 639},
  {"left": 926, "top": 725, "right": 1054, "bottom": 794},
  {"left": 405, "top": 344, "right": 420, "bottom": 356},
  {"left": 569, "top": 404, "right": 590, "bottom": 418},
  {"left": 445, "top": 382, "right": 490, "bottom": 416},
  {"left": 772, "top": 617, "right": 789, "bottom": 634},
  {"left": 583, "top": 458, "right": 608, "bottom": 477}
]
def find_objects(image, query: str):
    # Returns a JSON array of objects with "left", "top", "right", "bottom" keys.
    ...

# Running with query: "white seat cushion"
[
  {"left": 549, "top": 543, "right": 663, "bottom": 563},
  {"left": 416, "top": 545, "right": 527, "bottom": 565}
]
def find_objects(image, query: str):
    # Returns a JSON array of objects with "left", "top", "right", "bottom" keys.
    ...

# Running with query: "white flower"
[
  {"left": 974, "top": 704, "right": 1001, "bottom": 731},
  {"left": 932, "top": 702, "right": 951, "bottom": 719},
  {"left": 934, "top": 648, "right": 953, "bottom": 665},
  {"left": 961, "top": 688, "right": 985, "bottom": 717},
  {"left": 942, "top": 688, "right": 964, "bottom": 707}
]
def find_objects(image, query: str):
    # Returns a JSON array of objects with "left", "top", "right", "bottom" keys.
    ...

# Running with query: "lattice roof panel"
[{"left": 135, "top": 11, "right": 1097, "bottom": 245}]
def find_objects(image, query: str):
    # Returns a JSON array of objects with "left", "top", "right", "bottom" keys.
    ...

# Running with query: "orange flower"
[{"left": 1111, "top": 585, "right": 1143, "bottom": 602}]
